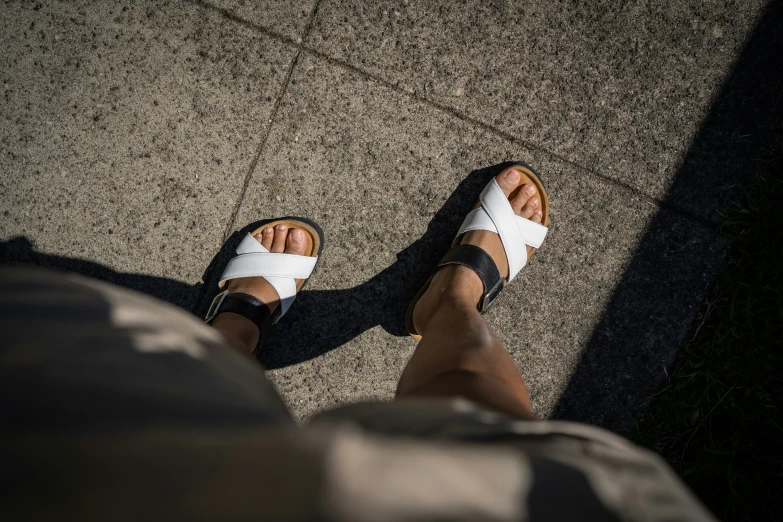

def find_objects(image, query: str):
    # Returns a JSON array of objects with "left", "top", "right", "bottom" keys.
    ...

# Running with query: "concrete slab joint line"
[
  {"left": 191, "top": 0, "right": 318, "bottom": 43},
  {"left": 190, "top": 0, "right": 743, "bottom": 226},
  {"left": 219, "top": 0, "right": 327, "bottom": 242},
  {"left": 193, "top": 0, "right": 640, "bottom": 207},
  {"left": 304, "top": 0, "right": 770, "bottom": 223},
  {"left": 0, "top": 0, "right": 299, "bottom": 309}
]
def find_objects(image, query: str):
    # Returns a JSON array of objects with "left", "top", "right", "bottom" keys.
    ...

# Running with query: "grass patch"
[{"left": 632, "top": 167, "right": 783, "bottom": 521}]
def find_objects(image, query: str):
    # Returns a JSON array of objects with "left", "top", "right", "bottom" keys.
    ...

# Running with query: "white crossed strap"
[
  {"left": 218, "top": 233, "right": 318, "bottom": 321},
  {"left": 454, "top": 178, "right": 548, "bottom": 282}
]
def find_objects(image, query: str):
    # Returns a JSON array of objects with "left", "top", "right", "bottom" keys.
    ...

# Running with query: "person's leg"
[
  {"left": 397, "top": 167, "right": 544, "bottom": 420},
  {"left": 210, "top": 224, "right": 308, "bottom": 356}
]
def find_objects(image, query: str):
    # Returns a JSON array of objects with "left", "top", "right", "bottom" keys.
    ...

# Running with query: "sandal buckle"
[
  {"left": 481, "top": 277, "right": 504, "bottom": 313},
  {"left": 204, "top": 290, "right": 229, "bottom": 324}
]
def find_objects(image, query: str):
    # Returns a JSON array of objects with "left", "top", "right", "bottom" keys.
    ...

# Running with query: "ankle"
[
  {"left": 211, "top": 312, "right": 260, "bottom": 355},
  {"left": 416, "top": 266, "right": 486, "bottom": 336},
  {"left": 226, "top": 281, "right": 280, "bottom": 314},
  {"left": 432, "top": 265, "right": 485, "bottom": 306}
]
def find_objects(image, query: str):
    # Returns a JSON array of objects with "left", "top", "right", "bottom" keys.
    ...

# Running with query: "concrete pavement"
[{"left": 1, "top": 0, "right": 773, "bottom": 430}]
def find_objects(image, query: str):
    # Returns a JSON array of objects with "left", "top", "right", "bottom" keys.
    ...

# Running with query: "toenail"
[
  {"left": 529, "top": 197, "right": 539, "bottom": 206},
  {"left": 276, "top": 224, "right": 286, "bottom": 230},
  {"left": 290, "top": 229, "right": 304, "bottom": 242},
  {"left": 525, "top": 184, "right": 535, "bottom": 195},
  {"left": 505, "top": 169, "right": 520, "bottom": 183}
]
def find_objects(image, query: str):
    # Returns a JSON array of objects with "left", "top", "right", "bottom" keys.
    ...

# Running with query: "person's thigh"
[{"left": 0, "top": 268, "right": 290, "bottom": 433}]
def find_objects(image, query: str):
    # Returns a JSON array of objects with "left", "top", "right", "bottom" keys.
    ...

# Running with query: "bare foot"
[
  {"left": 224, "top": 224, "right": 308, "bottom": 313},
  {"left": 412, "top": 167, "right": 543, "bottom": 335},
  {"left": 210, "top": 224, "right": 309, "bottom": 354}
]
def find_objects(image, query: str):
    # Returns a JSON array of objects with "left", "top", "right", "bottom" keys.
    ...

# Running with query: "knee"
[{"left": 398, "top": 370, "right": 536, "bottom": 420}]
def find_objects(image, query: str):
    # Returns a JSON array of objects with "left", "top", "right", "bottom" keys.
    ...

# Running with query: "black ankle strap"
[
  {"left": 205, "top": 291, "right": 275, "bottom": 352},
  {"left": 437, "top": 244, "right": 504, "bottom": 312}
]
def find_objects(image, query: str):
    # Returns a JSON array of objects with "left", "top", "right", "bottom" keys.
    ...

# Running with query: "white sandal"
[
  {"left": 205, "top": 217, "right": 324, "bottom": 352},
  {"left": 406, "top": 163, "right": 550, "bottom": 341}
]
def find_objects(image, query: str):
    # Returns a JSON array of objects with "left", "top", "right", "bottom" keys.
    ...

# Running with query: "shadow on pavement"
[
  {"left": 0, "top": 236, "right": 202, "bottom": 312},
  {"left": 552, "top": 0, "right": 783, "bottom": 433}
]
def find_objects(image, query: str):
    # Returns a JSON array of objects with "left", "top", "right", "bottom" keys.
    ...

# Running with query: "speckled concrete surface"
[
  {"left": 1, "top": 0, "right": 770, "bottom": 432},
  {"left": 0, "top": 0, "right": 296, "bottom": 308},
  {"left": 209, "top": 0, "right": 317, "bottom": 40},
  {"left": 307, "top": 0, "right": 768, "bottom": 221}
]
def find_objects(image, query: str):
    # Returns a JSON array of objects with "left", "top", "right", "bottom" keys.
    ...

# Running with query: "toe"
[
  {"left": 285, "top": 228, "right": 307, "bottom": 255},
  {"left": 531, "top": 209, "right": 543, "bottom": 224},
  {"left": 271, "top": 224, "right": 288, "bottom": 253},
  {"left": 520, "top": 195, "right": 539, "bottom": 219},
  {"left": 258, "top": 227, "right": 274, "bottom": 250},
  {"left": 496, "top": 167, "right": 521, "bottom": 196},
  {"left": 511, "top": 183, "right": 537, "bottom": 214}
]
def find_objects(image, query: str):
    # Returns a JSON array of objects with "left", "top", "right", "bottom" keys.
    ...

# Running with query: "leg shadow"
[{"left": 0, "top": 236, "right": 202, "bottom": 312}]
